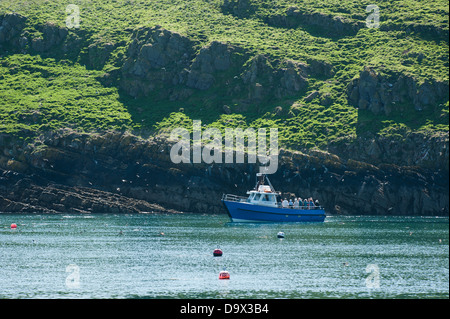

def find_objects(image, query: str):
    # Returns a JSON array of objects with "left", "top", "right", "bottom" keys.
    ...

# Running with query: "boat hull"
[{"left": 222, "top": 200, "right": 325, "bottom": 223}]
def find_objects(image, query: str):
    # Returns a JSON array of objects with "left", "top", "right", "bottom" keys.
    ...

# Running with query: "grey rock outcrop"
[
  {"left": 347, "top": 66, "right": 449, "bottom": 115},
  {"left": 0, "top": 169, "right": 177, "bottom": 214},
  {"left": 266, "top": 6, "right": 364, "bottom": 37},
  {"left": 119, "top": 26, "right": 310, "bottom": 103},
  {"left": 88, "top": 41, "right": 115, "bottom": 70},
  {"left": 328, "top": 131, "right": 449, "bottom": 172},
  {"left": 221, "top": 0, "right": 255, "bottom": 18},
  {"left": 120, "top": 26, "right": 197, "bottom": 98},
  {"left": 241, "top": 55, "right": 308, "bottom": 101},
  {"left": 0, "top": 12, "right": 85, "bottom": 59},
  {"left": 380, "top": 22, "right": 449, "bottom": 43},
  {"left": 186, "top": 41, "right": 240, "bottom": 90},
  {"left": 31, "top": 22, "right": 69, "bottom": 53},
  {"left": 0, "top": 129, "right": 447, "bottom": 216},
  {"left": 0, "top": 13, "right": 27, "bottom": 50}
]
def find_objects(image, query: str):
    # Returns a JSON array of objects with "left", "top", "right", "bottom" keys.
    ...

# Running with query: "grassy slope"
[
  {"left": 255, "top": 0, "right": 449, "bottom": 31},
  {"left": 0, "top": 0, "right": 448, "bottom": 150}
]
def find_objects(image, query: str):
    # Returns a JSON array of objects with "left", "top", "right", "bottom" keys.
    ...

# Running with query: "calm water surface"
[{"left": 0, "top": 213, "right": 448, "bottom": 299}]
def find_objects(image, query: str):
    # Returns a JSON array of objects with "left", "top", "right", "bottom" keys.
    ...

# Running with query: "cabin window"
[
  {"left": 254, "top": 194, "right": 261, "bottom": 201},
  {"left": 262, "top": 194, "right": 269, "bottom": 201},
  {"left": 268, "top": 194, "right": 275, "bottom": 202}
]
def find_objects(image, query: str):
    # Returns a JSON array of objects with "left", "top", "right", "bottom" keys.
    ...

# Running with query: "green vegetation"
[
  {"left": 0, "top": 0, "right": 448, "bottom": 150},
  {"left": 245, "top": 0, "right": 449, "bottom": 33},
  {"left": 0, "top": 54, "right": 133, "bottom": 135}
]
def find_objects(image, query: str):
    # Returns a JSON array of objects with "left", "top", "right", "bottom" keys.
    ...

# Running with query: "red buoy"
[
  {"left": 213, "top": 248, "right": 223, "bottom": 257},
  {"left": 219, "top": 270, "right": 230, "bottom": 280},
  {"left": 10, "top": 223, "right": 17, "bottom": 229}
]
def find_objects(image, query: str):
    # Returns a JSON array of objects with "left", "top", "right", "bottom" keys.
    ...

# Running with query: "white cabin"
[{"left": 246, "top": 190, "right": 278, "bottom": 207}]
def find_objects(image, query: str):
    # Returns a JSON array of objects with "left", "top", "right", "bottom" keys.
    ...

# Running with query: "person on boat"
[
  {"left": 293, "top": 198, "right": 299, "bottom": 209},
  {"left": 302, "top": 198, "right": 308, "bottom": 208},
  {"left": 309, "top": 198, "right": 315, "bottom": 209},
  {"left": 315, "top": 199, "right": 320, "bottom": 208},
  {"left": 282, "top": 198, "right": 289, "bottom": 208},
  {"left": 288, "top": 199, "right": 293, "bottom": 208}
]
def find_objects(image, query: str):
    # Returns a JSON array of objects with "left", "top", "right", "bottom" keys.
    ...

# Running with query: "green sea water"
[{"left": 0, "top": 213, "right": 448, "bottom": 299}]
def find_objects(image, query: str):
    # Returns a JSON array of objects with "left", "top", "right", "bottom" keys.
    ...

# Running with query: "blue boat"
[{"left": 222, "top": 173, "right": 326, "bottom": 223}]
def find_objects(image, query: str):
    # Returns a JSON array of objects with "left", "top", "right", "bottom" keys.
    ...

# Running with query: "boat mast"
[
  {"left": 264, "top": 175, "right": 276, "bottom": 193},
  {"left": 254, "top": 173, "right": 264, "bottom": 190},
  {"left": 255, "top": 173, "right": 276, "bottom": 193}
]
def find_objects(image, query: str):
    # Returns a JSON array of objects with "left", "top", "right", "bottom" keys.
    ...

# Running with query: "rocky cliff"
[
  {"left": 0, "top": 8, "right": 448, "bottom": 217},
  {"left": 347, "top": 67, "right": 449, "bottom": 115},
  {"left": 119, "top": 26, "right": 311, "bottom": 103},
  {"left": 265, "top": 6, "right": 365, "bottom": 37},
  {"left": 0, "top": 129, "right": 447, "bottom": 216}
]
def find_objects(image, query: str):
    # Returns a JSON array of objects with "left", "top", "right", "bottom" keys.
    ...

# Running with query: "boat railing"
[
  {"left": 223, "top": 193, "right": 324, "bottom": 209},
  {"left": 288, "top": 205, "right": 324, "bottom": 210},
  {"left": 276, "top": 202, "right": 323, "bottom": 210},
  {"left": 222, "top": 194, "right": 248, "bottom": 203}
]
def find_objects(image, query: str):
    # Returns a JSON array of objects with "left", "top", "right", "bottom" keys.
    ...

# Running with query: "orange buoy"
[
  {"left": 219, "top": 270, "right": 230, "bottom": 280},
  {"left": 10, "top": 223, "right": 17, "bottom": 229},
  {"left": 213, "top": 248, "right": 223, "bottom": 257}
]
